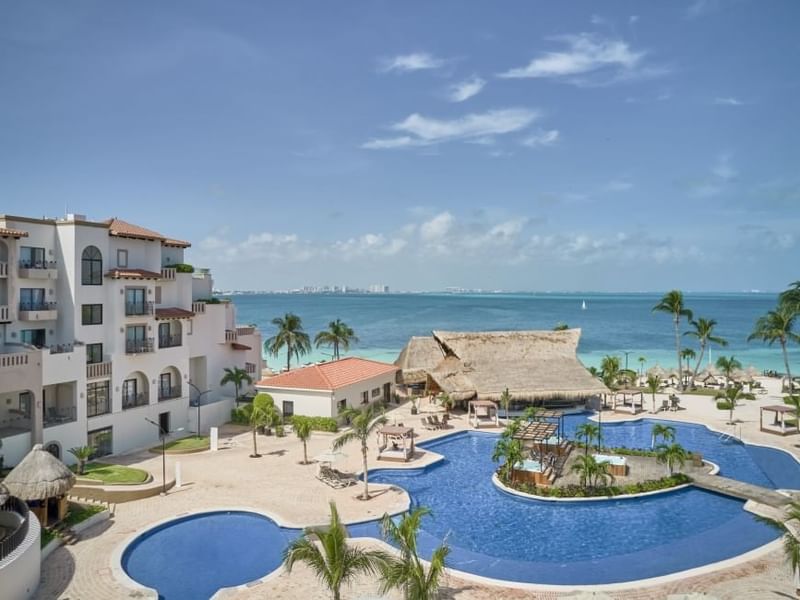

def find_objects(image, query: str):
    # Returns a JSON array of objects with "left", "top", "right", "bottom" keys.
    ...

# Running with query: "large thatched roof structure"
[
  {"left": 396, "top": 329, "right": 608, "bottom": 402},
  {"left": 0, "top": 482, "right": 8, "bottom": 505},
  {"left": 3, "top": 444, "right": 75, "bottom": 501},
  {"left": 394, "top": 336, "right": 445, "bottom": 384}
]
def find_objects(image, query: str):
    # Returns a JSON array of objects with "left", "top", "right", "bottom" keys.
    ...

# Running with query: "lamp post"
[
  {"left": 187, "top": 381, "right": 211, "bottom": 438},
  {"left": 146, "top": 418, "right": 168, "bottom": 495},
  {"left": 623, "top": 351, "right": 631, "bottom": 372}
]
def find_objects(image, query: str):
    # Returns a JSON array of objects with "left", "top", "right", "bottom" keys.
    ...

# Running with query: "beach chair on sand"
[
  {"left": 660, "top": 399, "right": 669, "bottom": 412},
  {"left": 421, "top": 417, "right": 436, "bottom": 431},
  {"left": 670, "top": 396, "right": 681, "bottom": 411},
  {"left": 317, "top": 466, "right": 347, "bottom": 489},
  {"left": 431, "top": 415, "right": 442, "bottom": 429},
  {"left": 441, "top": 414, "right": 450, "bottom": 429},
  {"left": 331, "top": 469, "right": 358, "bottom": 487}
]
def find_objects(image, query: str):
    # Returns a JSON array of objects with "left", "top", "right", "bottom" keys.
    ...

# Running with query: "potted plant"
[
  {"left": 410, "top": 396, "right": 419, "bottom": 415},
  {"left": 439, "top": 393, "right": 454, "bottom": 414}
]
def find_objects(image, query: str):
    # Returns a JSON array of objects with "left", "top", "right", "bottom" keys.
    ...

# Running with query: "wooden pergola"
[
  {"left": 467, "top": 400, "right": 499, "bottom": 428},
  {"left": 513, "top": 421, "right": 558, "bottom": 461},
  {"left": 612, "top": 389, "right": 644, "bottom": 415},
  {"left": 529, "top": 409, "right": 565, "bottom": 441},
  {"left": 760, "top": 405, "right": 798, "bottom": 436},
  {"left": 376, "top": 425, "right": 415, "bottom": 462}
]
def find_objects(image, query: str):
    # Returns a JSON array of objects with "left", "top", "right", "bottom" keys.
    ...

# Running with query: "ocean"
[{"left": 227, "top": 292, "right": 796, "bottom": 374}]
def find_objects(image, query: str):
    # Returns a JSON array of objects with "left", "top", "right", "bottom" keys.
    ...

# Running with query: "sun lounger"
[
  {"left": 670, "top": 397, "right": 681, "bottom": 411},
  {"left": 660, "top": 399, "right": 669, "bottom": 412},
  {"left": 431, "top": 415, "right": 442, "bottom": 429},
  {"left": 421, "top": 417, "right": 436, "bottom": 431},
  {"left": 316, "top": 465, "right": 350, "bottom": 489},
  {"left": 331, "top": 468, "right": 358, "bottom": 487},
  {"left": 441, "top": 414, "right": 450, "bottom": 429}
]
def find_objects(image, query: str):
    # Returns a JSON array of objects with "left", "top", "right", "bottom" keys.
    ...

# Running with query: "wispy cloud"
[
  {"left": 686, "top": 153, "right": 737, "bottom": 198},
  {"left": 687, "top": 0, "right": 720, "bottom": 19},
  {"left": 497, "top": 34, "right": 647, "bottom": 84},
  {"left": 379, "top": 52, "right": 445, "bottom": 73},
  {"left": 521, "top": 129, "right": 560, "bottom": 148},
  {"left": 714, "top": 96, "right": 744, "bottom": 106},
  {"left": 603, "top": 179, "right": 634, "bottom": 192},
  {"left": 362, "top": 108, "right": 539, "bottom": 150},
  {"left": 447, "top": 75, "right": 486, "bottom": 102}
]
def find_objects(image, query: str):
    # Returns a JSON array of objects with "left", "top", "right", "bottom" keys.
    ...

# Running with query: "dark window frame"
[
  {"left": 87, "top": 381, "right": 110, "bottom": 417},
  {"left": 81, "top": 303, "right": 103, "bottom": 325},
  {"left": 86, "top": 343, "right": 103, "bottom": 365},
  {"left": 81, "top": 246, "right": 103, "bottom": 285}
]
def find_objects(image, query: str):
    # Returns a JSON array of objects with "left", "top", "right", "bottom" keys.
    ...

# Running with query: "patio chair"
[
  {"left": 660, "top": 399, "right": 669, "bottom": 412},
  {"left": 670, "top": 397, "right": 681, "bottom": 412},
  {"left": 441, "top": 414, "right": 450, "bottom": 429},
  {"left": 431, "top": 415, "right": 442, "bottom": 429},
  {"left": 317, "top": 466, "right": 347, "bottom": 489},
  {"left": 331, "top": 469, "right": 358, "bottom": 487},
  {"left": 421, "top": 417, "right": 435, "bottom": 431}
]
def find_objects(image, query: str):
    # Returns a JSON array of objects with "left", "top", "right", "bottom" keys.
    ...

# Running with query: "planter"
[{"left": 410, "top": 407, "right": 418, "bottom": 415}]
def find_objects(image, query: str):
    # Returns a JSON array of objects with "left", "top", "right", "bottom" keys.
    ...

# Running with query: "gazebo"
[
  {"left": 611, "top": 389, "right": 644, "bottom": 415},
  {"left": 513, "top": 421, "right": 559, "bottom": 460},
  {"left": 760, "top": 405, "right": 798, "bottom": 436},
  {"left": 467, "top": 400, "right": 499, "bottom": 428},
  {"left": 376, "top": 425, "right": 415, "bottom": 462},
  {"left": 3, "top": 443, "right": 75, "bottom": 526}
]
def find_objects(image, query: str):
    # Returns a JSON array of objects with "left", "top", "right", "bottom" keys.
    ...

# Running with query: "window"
[
  {"left": 19, "top": 391, "right": 32, "bottom": 418},
  {"left": 116, "top": 249, "right": 128, "bottom": 268},
  {"left": 125, "top": 325, "right": 149, "bottom": 353},
  {"left": 371, "top": 387, "right": 381, "bottom": 398},
  {"left": 81, "top": 246, "right": 102, "bottom": 285},
  {"left": 361, "top": 391, "right": 369, "bottom": 405},
  {"left": 87, "top": 427, "right": 113, "bottom": 457},
  {"left": 86, "top": 343, "right": 103, "bottom": 364},
  {"left": 87, "top": 381, "right": 110, "bottom": 417},
  {"left": 122, "top": 378, "right": 146, "bottom": 409},
  {"left": 125, "top": 288, "right": 148, "bottom": 315},
  {"left": 19, "top": 246, "right": 46, "bottom": 268},
  {"left": 282, "top": 401, "right": 294, "bottom": 418},
  {"left": 337, "top": 399, "right": 347, "bottom": 414},
  {"left": 158, "top": 412, "right": 170, "bottom": 435},
  {"left": 19, "top": 288, "right": 46, "bottom": 311},
  {"left": 154, "top": 286, "right": 161, "bottom": 304},
  {"left": 81, "top": 304, "right": 103, "bottom": 325},
  {"left": 21, "top": 328, "right": 46, "bottom": 347},
  {"left": 158, "top": 321, "right": 181, "bottom": 348},
  {"left": 159, "top": 372, "right": 177, "bottom": 400}
]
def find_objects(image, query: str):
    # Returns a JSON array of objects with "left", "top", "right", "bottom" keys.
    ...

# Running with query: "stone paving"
[{"left": 36, "top": 380, "right": 800, "bottom": 599}]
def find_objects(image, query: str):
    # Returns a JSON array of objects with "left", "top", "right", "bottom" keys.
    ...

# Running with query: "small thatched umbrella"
[
  {"left": 3, "top": 444, "right": 75, "bottom": 525},
  {"left": 647, "top": 365, "right": 667, "bottom": 378}
]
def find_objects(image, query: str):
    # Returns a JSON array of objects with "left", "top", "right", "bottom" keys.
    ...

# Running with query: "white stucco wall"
[{"left": 0, "top": 509, "right": 41, "bottom": 600}]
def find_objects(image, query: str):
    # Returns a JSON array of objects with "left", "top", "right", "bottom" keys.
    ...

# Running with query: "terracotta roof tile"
[
  {"left": 231, "top": 342, "right": 252, "bottom": 351},
  {"left": 106, "top": 268, "right": 163, "bottom": 280},
  {"left": 155, "top": 307, "right": 195, "bottom": 319},
  {"left": 256, "top": 357, "right": 398, "bottom": 391},
  {"left": 163, "top": 238, "right": 191, "bottom": 248},
  {"left": 104, "top": 218, "right": 190, "bottom": 247},
  {"left": 0, "top": 227, "right": 28, "bottom": 238}
]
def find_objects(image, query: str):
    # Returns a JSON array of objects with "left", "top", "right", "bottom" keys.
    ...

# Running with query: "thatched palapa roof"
[
  {"left": 398, "top": 329, "right": 608, "bottom": 402},
  {"left": 0, "top": 483, "right": 8, "bottom": 505},
  {"left": 3, "top": 444, "right": 76, "bottom": 500},
  {"left": 394, "top": 336, "right": 445, "bottom": 384}
]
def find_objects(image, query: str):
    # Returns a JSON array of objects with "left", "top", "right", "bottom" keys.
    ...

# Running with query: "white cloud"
[
  {"left": 686, "top": 154, "right": 737, "bottom": 198},
  {"left": 497, "top": 34, "right": 644, "bottom": 80},
  {"left": 420, "top": 212, "right": 454, "bottom": 242},
  {"left": 363, "top": 108, "right": 539, "bottom": 150},
  {"left": 629, "top": 15, "right": 640, "bottom": 24},
  {"left": 603, "top": 179, "right": 634, "bottom": 192},
  {"left": 711, "top": 154, "right": 737, "bottom": 181},
  {"left": 521, "top": 129, "right": 560, "bottom": 148},
  {"left": 687, "top": 0, "right": 720, "bottom": 19},
  {"left": 714, "top": 97, "right": 744, "bottom": 106},
  {"left": 447, "top": 76, "right": 486, "bottom": 102},
  {"left": 332, "top": 233, "right": 408, "bottom": 259},
  {"left": 380, "top": 52, "right": 445, "bottom": 73}
]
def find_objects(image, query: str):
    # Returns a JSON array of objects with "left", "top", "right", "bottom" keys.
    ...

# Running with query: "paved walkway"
[{"left": 692, "top": 473, "right": 792, "bottom": 509}]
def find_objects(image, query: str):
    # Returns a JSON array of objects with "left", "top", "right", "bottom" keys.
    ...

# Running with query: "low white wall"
[
  {"left": 0, "top": 511, "right": 41, "bottom": 600},
  {"left": 186, "top": 396, "right": 234, "bottom": 434}
]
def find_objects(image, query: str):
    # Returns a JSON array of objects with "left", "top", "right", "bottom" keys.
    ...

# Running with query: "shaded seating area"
[
  {"left": 511, "top": 420, "right": 572, "bottom": 486},
  {"left": 376, "top": 425, "right": 415, "bottom": 462},
  {"left": 2, "top": 443, "right": 75, "bottom": 527},
  {"left": 760, "top": 405, "right": 798, "bottom": 436},
  {"left": 611, "top": 389, "right": 644, "bottom": 415},
  {"left": 315, "top": 465, "right": 357, "bottom": 489},
  {"left": 420, "top": 414, "right": 450, "bottom": 431},
  {"left": 467, "top": 400, "right": 499, "bottom": 428}
]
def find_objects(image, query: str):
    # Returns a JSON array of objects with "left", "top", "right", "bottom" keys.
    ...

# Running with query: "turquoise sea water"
[{"left": 228, "top": 292, "right": 797, "bottom": 373}]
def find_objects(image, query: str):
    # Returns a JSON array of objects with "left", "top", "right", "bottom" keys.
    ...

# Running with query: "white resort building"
[{"left": 0, "top": 213, "right": 262, "bottom": 469}]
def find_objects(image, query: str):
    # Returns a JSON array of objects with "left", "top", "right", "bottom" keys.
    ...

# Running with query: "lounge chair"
[
  {"left": 331, "top": 468, "right": 358, "bottom": 487},
  {"left": 431, "top": 415, "right": 442, "bottom": 429},
  {"left": 316, "top": 466, "right": 348, "bottom": 489},
  {"left": 441, "top": 414, "right": 450, "bottom": 429},
  {"left": 670, "top": 396, "right": 681, "bottom": 411},
  {"left": 660, "top": 399, "right": 669, "bottom": 412},
  {"left": 421, "top": 417, "right": 436, "bottom": 431}
]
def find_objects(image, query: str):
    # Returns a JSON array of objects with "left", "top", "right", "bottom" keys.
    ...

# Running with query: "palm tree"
[
  {"left": 315, "top": 318, "right": 359, "bottom": 361},
  {"left": 779, "top": 281, "right": 800, "bottom": 312},
  {"left": 332, "top": 404, "right": 388, "bottom": 500},
  {"left": 492, "top": 434, "right": 524, "bottom": 484},
  {"left": 379, "top": 507, "right": 450, "bottom": 600},
  {"left": 652, "top": 290, "right": 693, "bottom": 391},
  {"left": 250, "top": 392, "right": 280, "bottom": 458},
  {"left": 780, "top": 501, "right": 800, "bottom": 595},
  {"left": 523, "top": 406, "right": 540, "bottom": 422},
  {"left": 651, "top": 423, "right": 676, "bottom": 449},
  {"left": 638, "top": 356, "right": 647, "bottom": 378},
  {"left": 265, "top": 313, "right": 311, "bottom": 371},
  {"left": 575, "top": 422, "right": 601, "bottom": 456},
  {"left": 715, "top": 355, "right": 742, "bottom": 389},
  {"left": 645, "top": 374, "right": 661, "bottom": 413},
  {"left": 714, "top": 384, "right": 755, "bottom": 425},
  {"left": 571, "top": 454, "right": 615, "bottom": 489},
  {"left": 684, "top": 318, "right": 728, "bottom": 388},
  {"left": 220, "top": 366, "right": 253, "bottom": 405},
  {"left": 600, "top": 355, "right": 621, "bottom": 390},
  {"left": 499, "top": 388, "right": 512, "bottom": 421},
  {"left": 293, "top": 416, "right": 313, "bottom": 464},
  {"left": 749, "top": 305, "right": 800, "bottom": 394},
  {"left": 68, "top": 445, "right": 94, "bottom": 475},
  {"left": 283, "top": 501, "right": 389, "bottom": 600},
  {"left": 680, "top": 348, "right": 696, "bottom": 388},
  {"left": 656, "top": 443, "right": 688, "bottom": 476}
]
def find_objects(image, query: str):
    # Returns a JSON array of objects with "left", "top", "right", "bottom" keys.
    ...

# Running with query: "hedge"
[
  {"left": 507, "top": 473, "right": 692, "bottom": 498},
  {"left": 231, "top": 404, "right": 253, "bottom": 424},
  {"left": 174, "top": 263, "right": 194, "bottom": 273},
  {"left": 291, "top": 415, "right": 338, "bottom": 432}
]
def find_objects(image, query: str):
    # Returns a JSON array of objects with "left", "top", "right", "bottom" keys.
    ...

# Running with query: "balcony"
[
  {"left": 122, "top": 392, "right": 149, "bottom": 410},
  {"left": 125, "top": 301, "right": 154, "bottom": 317},
  {"left": 245, "top": 362, "right": 257, "bottom": 375},
  {"left": 18, "top": 301, "right": 57, "bottom": 321},
  {"left": 161, "top": 267, "right": 176, "bottom": 280},
  {"left": 87, "top": 361, "right": 112, "bottom": 379},
  {"left": 191, "top": 301, "right": 206, "bottom": 314},
  {"left": 125, "top": 338, "right": 154, "bottom": 354},
  {"left": 44, "top": 405, "right": 77, "bottom": 428},
  {"left": 17, "top": 260, "right": 58, "bottom": 280},
  {"left": 0, "top": 497, "right": 31, "bottom": 562},
  {"left": 225, "top": 329, "right": 237, "bottom": 342},
  {"left": 159, "top": 334, "right": 182, "bottom": 349},
  {"left": 0, "top": 351, "right": 29, "bottom": 370},
  {"left": 0, "top": 261, "right": 7, "bottom": 278},
  {"left": 236, "top": 326, "right": 256, "bottom": 336},
  {"left": 158, "top": 385, "right": 182, "bottom": 401},
  {"left": 0, "top": 305, "right": 8, "bottom": 322}
]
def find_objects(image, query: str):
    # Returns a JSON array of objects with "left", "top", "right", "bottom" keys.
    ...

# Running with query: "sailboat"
[{"left": 581, "top": 300, "right": 587, "bottom": 310}]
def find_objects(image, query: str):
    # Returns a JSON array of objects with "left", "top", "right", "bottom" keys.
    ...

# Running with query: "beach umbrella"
[{"left": 3, "top": 444, "right": 75, "bottom": 501}]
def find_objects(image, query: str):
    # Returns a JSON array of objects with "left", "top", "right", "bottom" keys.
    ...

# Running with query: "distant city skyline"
[{"left": 1, "top": 1, "right": 798, "bottom": 292}]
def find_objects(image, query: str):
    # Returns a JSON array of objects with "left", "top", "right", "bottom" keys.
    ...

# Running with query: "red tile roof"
[
  {"left": 257, "top": 357, "right": 398, "bottom": 391},
  {"left": 0, "top": 227, "right": 28, "bottom": 238},
  {"left": 155, "top": 307, "right": 195, "bottom": 319},
  {"left": 104, "top": 218, "right": 191, "bottom": 248},
  {"left": 106, "top": 268, "right": 163, "bottom": 280},
  {"left": 231, "top": 342, "right": 252, "bottom": 351}
]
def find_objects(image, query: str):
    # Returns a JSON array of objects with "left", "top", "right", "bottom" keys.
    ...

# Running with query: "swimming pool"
[
  {"left": 363, "top": 417, "right": 800, "bottom": 584},
  {"left": 121, "top": 511, "right": 296, "bottom": 600}
]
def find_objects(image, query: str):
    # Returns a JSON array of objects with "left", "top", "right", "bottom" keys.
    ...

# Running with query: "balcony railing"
[
  {"left": 19, "top": 301, "right": 57, "bottom": 312},
  {"left": 87, "top": 361, "right": 112, "bottom": 379},
  {"left": 44, "top": 405, "right": 77, "bottom": 427},
  {"left": 159, "top": 334, "right": 182, "bottom": 349},
  {"left": 192, "top": 301, "right": 206, "bottom": 314},
  {"left": 125, "top": 301, "right": 154, "bottom": 316},
  {"left": 246, "top": 362, "right": 257, "bottom": 374},
  {"left": 49, "top": 343, "right": 74, "bottom": 355},
  {"left": 0, "top": 352, "right": 29, "bottom": 369},
  {"left": 161, "top": 267, "right": 176, "bottom": 280},
  {"left": 236, "top": 326, "right": 256, "bottom": 336},
  {"left": 0, "top": 261, "right": 7, "bottom": 277},
  {"left": 18, "top": 259, "right": 57, "bottom": 270},
  {"left": 159, "top": 386, "right": 182, "bottom": 401},
  {"left": 0, "top": 497, "right": 30, "bottom": 562},
  {"left": 125, "top": 338, "right": 154, "bottom": 354},
  {"left": 225, "top": 329, "right": 237, "bottom": 342},
  {"left": 122, "top": 392, "right": 149, "bottom": 410}
]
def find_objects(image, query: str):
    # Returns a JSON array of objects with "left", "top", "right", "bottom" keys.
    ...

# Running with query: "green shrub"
[
  {"left": 197, "top": 297, "right": 222, "bottom": 304},
  {"left": 291, "top": 415, "right": 338, "bottom": 432},
  {"left": 508, "top": 473, "right": 691, "bottom": 498},
  {"left": 231, "top": 404, "right": 253, "bottom": 424},
  {"left": 174, "top": 263, "right": 194, "bottom": 273}
]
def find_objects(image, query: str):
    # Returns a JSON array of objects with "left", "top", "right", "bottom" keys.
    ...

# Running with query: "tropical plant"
[
  {"left": 684, "top": 318, "right": 728, "bottom": 388},
  {"left": 715, "top": 355, "right": 742, "bottom": 388},
  {"left": 714, "top": 384, "right": 755, "bottom": 424},
  {"left": 645, "top": 374, "right": 661, "bottom": 414},
  {"left": 651, "top": 423, "right": 676, "bottom": 449},
  {"left": 777, "top": 500, "right": 800, "bottom": 595},
  {"left": 283, "top": 501, "right": 389, "bottom": 600},
  {"left": 652, "top": 290, "right": 693, "bottom": 390},
  {"left": 656, "top": 443, "right": 688, "bottom": 476},
  {"left": 379, "top": 507, "right": 450, "bottom": 600},
  {"left": 68, "top": 445, "right": 94, "bottom": 475},
  {"left": 437, "top": 393, "right": 454, "bottom": 413},
  {"left": 293, "top": 416, "right": 313, "bottom": 464},
  {"left": 523, "top": 405, "right": 539, "bottom": 421},
  {"left": 588, "top": 366, "right": 599, "bottom": 377},
  {"left": 779, "top": 281, "right": 800, "bottom": 312},
  {"left": 314, "top": 318, "right": 359, "bottom": 361},
  {"left": 553, "top": 322, "right": 569, "bottom": 331},
  {"left": 575, "top": 422, "right": 601, "bottom": 456},
  {"left": 220, "top": 366, "right": 253, "bottom": 404},
  {"left": 638, "top": 356, "right": 647, "bottom": 377},
  {"left": 265, "top": 313, "right": 312, "bottom": 371},
  {"left": 332, "top": 403, "right": 388, "bottom": 500},
  {"left": 784, "top": 394, "right": 800, "bottom": 433},
  {"left": 492, "top": 433, "right": 524, "bottom": 484},
  {"left": 600, "top": 355, "right": 621, "bottom": 390},
  {"left": 499, "top": 388, "right": 512, "bottom": 421},
  {"left": 680, "top": 348, "right": 696, "bottom": 387},
  {"left": 749, "top": 305, "right": 800, "bottom": 394},
  {"left": 249, "top": 392, "right": 281, "bottom": 458},
  {"left": 571, "top": 454, "right": 615, "bottom": 489}
]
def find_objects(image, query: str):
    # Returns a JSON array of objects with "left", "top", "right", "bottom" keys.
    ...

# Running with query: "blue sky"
[{"left": 1, "top": 1, "right": 798, "bottom": 292}]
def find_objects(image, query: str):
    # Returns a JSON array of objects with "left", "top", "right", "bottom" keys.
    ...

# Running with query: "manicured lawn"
[
  {"left": 72, "top": 462, "right": 149, "bottom": 484},
  {"left": 150, "top": 435, "right": 210, "bottom": 453},
  {"left": 63, "top": 503, "right": 105, "bottom": 528}
]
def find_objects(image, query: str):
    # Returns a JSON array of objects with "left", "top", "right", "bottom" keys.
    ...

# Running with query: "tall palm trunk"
[
  {"left": 334, "top": 340, "right": 339, "bottom": 360},
  {"left": 782, "top": 336, "right": 794, "bottom": 395},
  {"left": 691, "top": 341, "right": 707, "bottom": 389},
  {"left": 286, "top": 343, "right": 292, "bottom": 371},
  {"left": 361, "top": 443, "right": 369, "bottom": 500},
  {"left": 673, "top": 315, "right": 683, "bottom": 391},
  {"left": 252, "top": 427, "right": 258, "bottom": 457}
]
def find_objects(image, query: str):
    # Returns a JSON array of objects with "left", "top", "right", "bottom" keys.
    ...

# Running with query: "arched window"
[{"left": 81, "top": 246, "right": 102, "bottom": 285}]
